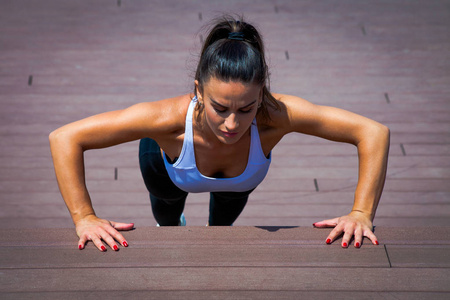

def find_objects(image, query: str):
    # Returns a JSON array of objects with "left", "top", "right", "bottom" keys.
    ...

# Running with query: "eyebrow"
[{"left": 210, "top": 98, "right": 257, "bottom": 109}]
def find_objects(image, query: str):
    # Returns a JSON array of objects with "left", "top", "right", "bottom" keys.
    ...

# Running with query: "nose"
[{"left": 224, "top": 113, "right": 239, "bottom": 131}]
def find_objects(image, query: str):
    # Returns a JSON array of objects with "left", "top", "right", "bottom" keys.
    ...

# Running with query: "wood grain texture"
[{"left": 0, "top": 0, "right": 449, "bottom": 297}]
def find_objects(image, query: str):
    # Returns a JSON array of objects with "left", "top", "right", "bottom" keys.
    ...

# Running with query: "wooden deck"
[
  {"left": 2, "top": 226, "right": 450, "bottom": 299},
  {"left": 1, "top": 0, "right": 449, "bottom": 298}
]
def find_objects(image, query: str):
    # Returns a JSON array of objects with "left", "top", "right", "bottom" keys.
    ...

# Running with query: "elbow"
[
  {"left": 49, "top": 127, "right": 76, "bottom": 151},
  {"left": 49, "top": 126, "right": 86, "bottom": 154},
  {"left": 49, "top": 129, "right": 57, "bottom": 142},
  {"left": 357, "top": 122, "right": 390, "bottom": 149},
  {"left": 49, "top": 129, "right": 59, "bottom": 147},
  {"left": 379, "top": 123, "right": 390, "bottom": 145},
  {"left": 372, "top": 123, "right": 390, "bottom": 152},
  {"left": 49, "top": 128, "right": 64, "bottom": 148},
  {"left": 49, "top": 128, "right": 66, "bottom": 154}
]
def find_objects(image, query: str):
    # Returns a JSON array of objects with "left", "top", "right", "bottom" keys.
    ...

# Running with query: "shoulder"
[
  {"left": 273, "top": 93, "right": 318, "bottom": 113},
  {"left": 262, "top": 93, "right": 386, "bottom": 145},
  {"left": 259, "top": 93, "right": 318, "bottom": 132},
  {"left": 127, "top": 94, "right": 193, "bottom": 134},
  {"left": 255, "top": 93, "right": 318, "bottom": 153},
  {"left": 135, "top": 93, "right": 192, "bottom": 119}
]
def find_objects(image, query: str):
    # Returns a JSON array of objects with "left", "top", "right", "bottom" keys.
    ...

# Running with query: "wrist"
[
  {"left": 350, "top": 209, "right": 373, "bottom": 221},
  {"left": 73, "top": 212, "right": 97, "bottom": 226}
]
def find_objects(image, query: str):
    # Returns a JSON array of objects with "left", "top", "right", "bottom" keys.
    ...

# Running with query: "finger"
[
  {"left": 341, "top": 230, "right": 353, "bottom": 248},
  {"left": 110, "top": 221, "right": 135, "bottom": 231},
  {"left": 325, "top": 225, "right": 344, "bottom": 244},
  {"left": 91, "top": 235, "right": 107, "bottom": 252},
  {"left": 354, "top": 227, "right": 363, "bottom": 248},
  {"left": 100, "top": 232, "right": 119, "bottom": 251},
  {"left": 364, "top": 229, "right": 379, "bottom": 245},
  {"left": 78, "top": 235, "right": 88, "bottom": 250},
  {"left": 89, "top": 227, "right": 110, "bottom": 252},
  {"left": 109, "top": 222, "right": 133, "bottom": 246},
  {"left": 313, "top": 218, "right": 339, "bottom": 228},
  {"left": 103, "top": 225, "right": 128, "bottom": 249},
  {"left": 95, "top": 226, "right": 120, "bottom": 251}
]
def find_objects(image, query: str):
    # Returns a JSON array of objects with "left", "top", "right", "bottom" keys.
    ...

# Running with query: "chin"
[{"left": 216, "top": 134, "right": 240, "bottom": 145}]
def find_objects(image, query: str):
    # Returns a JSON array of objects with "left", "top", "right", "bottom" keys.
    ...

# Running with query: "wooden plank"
[
  {"left": 233, "top": 216, "right": 450, "bottom": 227},
  {"left": 1, "top": 268, "right": 449, "bottom": 292},
  {"left": 0, "top": 245, "right": 389, "bottom": 269},
  {"left": 386, "top": 245, "right": 450, "bottom": 268},
  {"left": 1, "top": 227, "right": 449, "bottom": 248},
  {"left": 2, "top": 215, "right": 450, "bottom": 229},
  {"left": 3, "top": 291, "right": 450, "bottom": 300}
]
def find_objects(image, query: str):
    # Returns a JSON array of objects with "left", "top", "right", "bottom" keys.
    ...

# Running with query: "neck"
[{"left": 193, "top": 108, "right": 223, "bottom": 149}]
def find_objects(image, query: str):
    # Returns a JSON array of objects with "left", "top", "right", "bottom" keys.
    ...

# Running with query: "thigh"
[
  {"left": 139, "top": 138, "right": 187, "bottom": 201},
  {"left": 208, "top": 189, "right": 254, "bottom": 226},
  {"left": 211, "top": 189, "right": 254, "bottom": 202}
]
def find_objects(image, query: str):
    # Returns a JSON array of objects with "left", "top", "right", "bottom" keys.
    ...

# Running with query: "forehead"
[{"left": 202, "top": 77, "right": 261, "bottom": 106}]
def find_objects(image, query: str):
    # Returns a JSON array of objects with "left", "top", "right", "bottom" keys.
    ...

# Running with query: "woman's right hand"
[{"left": 75, "top": 215, "right": 134, "bottom": 251}]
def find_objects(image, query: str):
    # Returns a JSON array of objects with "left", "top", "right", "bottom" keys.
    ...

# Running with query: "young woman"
[{"left": 49, "top": 16, "right": 390, "bottom": 252}]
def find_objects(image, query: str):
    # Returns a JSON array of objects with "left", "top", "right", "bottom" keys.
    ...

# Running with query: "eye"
[
  {"left": 213, "top": 106, "right": 227, "bottom": 113},
  {"left": 239, "top": 108, "right": 253, "bottom": 114}
]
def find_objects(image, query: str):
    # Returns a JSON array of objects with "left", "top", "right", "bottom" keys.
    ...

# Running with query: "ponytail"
[{"left": 194, "top": 15, "right": 280, "bottom": 121}]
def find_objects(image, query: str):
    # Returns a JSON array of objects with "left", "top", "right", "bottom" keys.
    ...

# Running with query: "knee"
[
  {"left": 211, "top": 189, "right": 254, "bottom": 202},
  {"left": 150, "top": 190, "right": 188, "bottom": 204}
]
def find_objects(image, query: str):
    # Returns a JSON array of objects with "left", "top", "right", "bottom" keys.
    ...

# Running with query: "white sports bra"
[{"left": 163, "top": 97, "right": 271, "bottom": 193}]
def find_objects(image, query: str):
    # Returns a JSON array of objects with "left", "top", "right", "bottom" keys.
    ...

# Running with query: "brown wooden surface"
[
  {"left": 1, "top": 227, "right": 450, "bottom": 299},
  {"left": 1, "top": 0, "right": 449, "bottom": 298}
]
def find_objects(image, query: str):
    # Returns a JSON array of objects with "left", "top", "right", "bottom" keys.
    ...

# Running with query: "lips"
[{"left": 221, "top": 131, "right": 238, "bottom": 138}]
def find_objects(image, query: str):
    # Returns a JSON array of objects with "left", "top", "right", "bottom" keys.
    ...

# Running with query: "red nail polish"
[
  {"left": 113, "top": 245, "right": 119, "bottom": 251},
  {"left": 123, "top": 241, "right": 128, "bottom": 247},
  {"left": 375, "top": 241, "right": 379, "bottom": 245},
  {"left": 78, "top": 245, "right": 83, "bottom": 250},
  {"left": 101, "top": 246, "right": 106, "bottom": 251},
  {"left": 355, "top": 242, "right": 360, "bottom": 248},
  {"left": 326, "top": 238, "right": 331, "bottom": 244},
  {"left": 343, "top": 242, "right": 348, "bottom": 248}
]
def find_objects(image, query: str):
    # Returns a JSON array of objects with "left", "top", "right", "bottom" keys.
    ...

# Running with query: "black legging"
[{"left": 139, "top": 138, "right": 253, "bottom": 226}]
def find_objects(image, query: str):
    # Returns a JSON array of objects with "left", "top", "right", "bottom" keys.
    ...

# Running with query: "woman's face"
[{"left": 196, "top": 77, "right": 262, "bottom": 145}]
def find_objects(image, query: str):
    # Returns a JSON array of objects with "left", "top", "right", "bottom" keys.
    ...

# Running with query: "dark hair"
[{"left": 195, "top": 16, "right": 280, "bottom": 120}]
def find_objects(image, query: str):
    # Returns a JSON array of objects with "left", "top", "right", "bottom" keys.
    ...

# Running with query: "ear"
[{"left": 194, "top": 80, "right": 203, "bottom": 101}]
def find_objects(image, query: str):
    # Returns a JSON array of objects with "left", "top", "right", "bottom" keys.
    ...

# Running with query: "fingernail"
[
  {"left": 123, "top": 241, "right": 128, "bottom": 247},
  {"left": 375, "top": 241, "right": 379, "bottom": 245},
  {"left": 343, "top": 242, "right": 348, "bottom": 248},
  {"left": 312, "top": 223, "right": 317, "bottom": 227},
  {"left": 355, "top": 242, "right": 360, "bottom": 248},
  {"left": 101, "top": 246, "right": 106, "bottom": 251},
  {"left": 113, "top": 245, "right": 119, "bottom": 251},
  {"left": 78, "top": 245, "right": 83, "bottom": 250},
  {"left": 326, "top": 238, "right": 331, "bottom": 244}
]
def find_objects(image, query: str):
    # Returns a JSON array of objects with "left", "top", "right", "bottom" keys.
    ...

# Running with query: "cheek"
[
  {"left": 204, "top": 108, "right": 223, "bottom": 129},
  {"left": 245, "top": 112, "right": 257, "bottom": 123},
  {"left": 238, "top": 111, "right": 257, "bottom": 128}
]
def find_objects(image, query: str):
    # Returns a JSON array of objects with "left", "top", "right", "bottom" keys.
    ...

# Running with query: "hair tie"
[{"left": 228, "top": 32, "right": 245, "bottom": 41}]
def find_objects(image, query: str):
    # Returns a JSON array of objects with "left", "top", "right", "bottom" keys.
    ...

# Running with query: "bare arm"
[
  {"left": 275, "top": 94, "right": 390, "bottom": 247},
  {"left": 49, "top": 97, "right": 187, "bottom": 251}
]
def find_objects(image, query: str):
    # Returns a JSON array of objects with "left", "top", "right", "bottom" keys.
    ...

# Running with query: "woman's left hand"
[{"left": 313, "top": 211, "right": 379, "bottom": 248}]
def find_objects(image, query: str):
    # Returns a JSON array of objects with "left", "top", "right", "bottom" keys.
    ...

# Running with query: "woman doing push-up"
[{"left": 50, "top": 16, "right": 390, "bottom": 252}]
